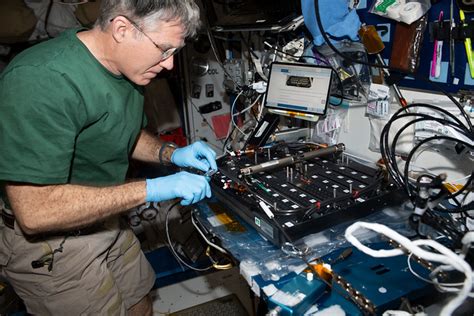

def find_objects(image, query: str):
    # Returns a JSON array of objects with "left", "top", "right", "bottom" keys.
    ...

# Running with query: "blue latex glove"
[
  {"left": 146, "top": 171, "right": 212, "bottom": 205},
  {"left": 171, "top": 141, "right": 217, "bottom": 172},
  {"left": 301, "top": 0, "right": 361, "bottom": 46}
]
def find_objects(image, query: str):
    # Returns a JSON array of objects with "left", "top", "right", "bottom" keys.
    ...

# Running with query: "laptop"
[
  {"left": 264, "top": 62, "right": 334, "bottom": 122},
  {"left": 202, "top": 0, "right": 302, "bottom": 32}
]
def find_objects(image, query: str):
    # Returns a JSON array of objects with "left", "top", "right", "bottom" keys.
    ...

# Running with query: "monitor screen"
[{"left": 264, "top": 62, "right": 333, "bottom": 117}]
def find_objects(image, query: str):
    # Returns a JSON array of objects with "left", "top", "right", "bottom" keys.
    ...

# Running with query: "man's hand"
[
  {"left": 171, "top": 141, "right": 217, "bottom": 172},
  {"left": 145, "top": 171, "right": 211, "bottom": 205}
]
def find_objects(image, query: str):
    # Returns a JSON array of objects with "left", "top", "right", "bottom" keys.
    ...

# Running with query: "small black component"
[
  {"left": 199, "top": 101, "right": 222, "bottom": 114},
  {"left": 429, "top": 21, "right": 452, "bottom": 42},
  {"left": 205, "top": 84, "right": 214, "bottom": 97},
  {"left": 430, "top": 20, "right": 474, "bottom": 42},
  {"left": 245, "top": 112, "right": 280, "bottom": 148},
  {"left": 31, "top": 260, "right": 46, "bottom": 269},
  {"left": 192, "top": 83, "right": 202, "bottom": 99}
]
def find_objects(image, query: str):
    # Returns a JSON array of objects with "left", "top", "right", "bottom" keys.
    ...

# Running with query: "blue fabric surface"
[{"left": 301, "top": 0, "right": 361, "bottom": 46}]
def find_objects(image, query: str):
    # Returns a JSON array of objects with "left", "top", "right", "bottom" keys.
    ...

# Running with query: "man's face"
[{"left": 118, "top": 18, "right": 186, "bottom": 86}]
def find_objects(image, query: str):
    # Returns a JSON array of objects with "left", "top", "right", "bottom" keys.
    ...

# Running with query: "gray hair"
[{"left": 95, "top": 0, "right": 201, "bottom": 38}]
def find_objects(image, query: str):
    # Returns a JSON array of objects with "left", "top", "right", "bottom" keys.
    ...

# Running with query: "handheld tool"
[{"left": 359, "top": 25, "right": 408, "bottom": 108}]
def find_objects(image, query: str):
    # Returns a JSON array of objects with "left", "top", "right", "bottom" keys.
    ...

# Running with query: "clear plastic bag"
[
  {"left": 193, "top": 199, "right": 416, "bottom": 283},
  {"left": 312, "top": 106, "right": 348, "bottom": 145},
  {"left": 370, "top": 0, "right": 431, "bottom": 25},
  {"left": 313, "top": 41, "right": 372, "bottom": 105}
]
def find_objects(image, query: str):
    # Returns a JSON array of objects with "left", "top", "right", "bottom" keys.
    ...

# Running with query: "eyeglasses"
[{"left": 110, "top": 15, "right": 182, "bottom": 62}]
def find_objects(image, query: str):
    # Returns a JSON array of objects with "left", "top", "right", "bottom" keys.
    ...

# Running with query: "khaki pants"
[{"left": 0, "top": 216, "right": 155, "bottom": 315}]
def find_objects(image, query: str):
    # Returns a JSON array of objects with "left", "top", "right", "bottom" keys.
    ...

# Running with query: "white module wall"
[
  {"left": 181, "top": 45, "right": 231, "bottom": 155},
  {"left": 338, "top": 89, "right": 473, "bottom": 181}
]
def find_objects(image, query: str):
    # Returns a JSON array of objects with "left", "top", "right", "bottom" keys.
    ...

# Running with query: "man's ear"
[{"left": 110, "top": 16, "right": 130, "bottom": 43}]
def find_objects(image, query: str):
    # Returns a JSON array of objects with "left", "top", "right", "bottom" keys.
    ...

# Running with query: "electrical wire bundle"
[
  {"left": 308, "top": 0, "right": 473, "bottom": 242},
  {"left": 345, "top": 222, "right": 473, "bottom": 316},
  {"left": 165, "top": 200, "right": 234, "bottom": 272},
  {"left": 379, "top": 103, "right": 473, "bottom": 240},
  {"left": 221, "top": 87, "right": 263, "bottom": 155},
  {"left": 309, "top": 0, "right": 474, "bottom": 313}
]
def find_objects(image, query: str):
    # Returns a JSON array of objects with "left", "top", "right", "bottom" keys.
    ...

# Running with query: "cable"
[
  {"left": 447, "top": 174, "right": 473, "bottom": 185},
  {"left": 190, "top": 211, "right": 229, "bottom": 254},
  {"left": 380, "top": 103, "right": 473, "bottom": 201},
  {"left": 227, "top": 87, "right": 261, "bottom": 144},
  {"left": 403, "top": 136, "right": 472, "bottom": 200},
  {"left": 206, "top": 29, "right": 241, "bottom": 89},
  {"left": 263, "top": 41, "right": 328, "bottom": 65},
  {"left": 254, "top": 199, "right": 370, "bottom": 311},
  {"left": 222, "top": 125, "right": 236, "bottom": 154},
  {"left": 233, "top": 94, "right": 261, "bottom": 117},
  {"left": 313, "top": 0, "right": 473, "bottom": 129},
  {"left": 239, "top": 31, "right": 259, "bottom": 60},
  {"left": 165, "top": 200, "right": 214, "bottom": 272},
  {"left": 205, "top": 246, "right": 233, "bottom": 270},
  {"left": 230, "top": 90, "right": 249, "bottom": 136},
  {"left": 406, "top": 253, "right": 474, "bottom": 297},
  {"left": 345, "top": 221, "right": 473, "bottom": 316},
  {"left": 313, "top": 0, "right": 389, "bottom": 70}
]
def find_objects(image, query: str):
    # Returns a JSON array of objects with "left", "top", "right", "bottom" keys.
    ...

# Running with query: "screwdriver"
[{"left": 359, "top": 25, "right": 408, "bottom": 108}]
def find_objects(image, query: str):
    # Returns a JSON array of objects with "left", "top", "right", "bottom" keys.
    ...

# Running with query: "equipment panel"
[{"left": 210, "top": 143, "right": 405, "bottom": 245}]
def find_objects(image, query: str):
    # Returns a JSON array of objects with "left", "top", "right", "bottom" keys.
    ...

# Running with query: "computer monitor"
[{"left": 264, "top": 62, "right": 333, "bottom": 122}]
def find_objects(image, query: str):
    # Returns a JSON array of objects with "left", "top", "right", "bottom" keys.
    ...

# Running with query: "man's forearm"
[
  {"left": 132, "top": 130, "right": 176, "bottom": 164},
  {"left": 5, "top": 181, "right": 147, "bottom": 235}
]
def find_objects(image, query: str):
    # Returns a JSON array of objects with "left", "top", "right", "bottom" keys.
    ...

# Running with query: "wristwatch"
[{"left": 158, "top": 142, "right": 177, "bottom": 165}]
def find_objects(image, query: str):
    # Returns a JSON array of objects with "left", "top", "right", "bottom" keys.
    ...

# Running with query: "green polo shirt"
[{"left": 0, "top": 29, "right": 146, "bottom": 188}]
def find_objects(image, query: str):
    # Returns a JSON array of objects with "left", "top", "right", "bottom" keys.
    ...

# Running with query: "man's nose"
[{"left": 159, "top": 56, "right": 174, "bottom": 70}]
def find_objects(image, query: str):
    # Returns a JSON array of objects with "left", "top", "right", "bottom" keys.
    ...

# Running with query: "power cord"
[
  {"left": 165, "top": 200, "right": 214, "bottom": 272},
  {"left": 345, "top": 221, "right": 473, "bottom": 316},
  {"left": 313, "top": 0, "right": 473, "bottom": 129},
  {"left": 380, "top": 103, "right": 472, "bottom": 200}
]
